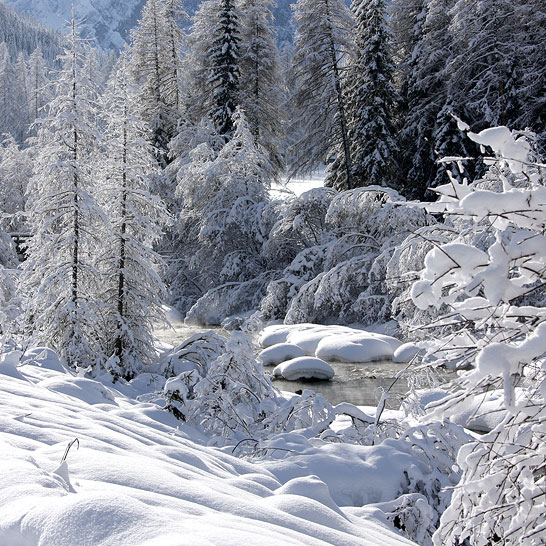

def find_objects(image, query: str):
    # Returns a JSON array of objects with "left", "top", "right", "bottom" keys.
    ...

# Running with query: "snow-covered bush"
[
  {"left": 164, "top": 332, "right": 279, "bottom": 442},
  {"left": 408, "top": 125, "right": 546, "bottom": 545},
  {"left": 280, "top": 187, "right": 431, "bottom": 325}
]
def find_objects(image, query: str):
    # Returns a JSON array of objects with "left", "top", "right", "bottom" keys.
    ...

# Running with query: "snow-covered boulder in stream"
[
  {"left": 259, "top": 343, "right": 306, "bottom": 366},
  {"left": 273, "top": 357, "right": 335, "bottom": 381}
]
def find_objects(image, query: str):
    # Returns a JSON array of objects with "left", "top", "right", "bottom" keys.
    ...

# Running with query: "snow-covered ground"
[
  {"left": 271, "top": 171, "right": 326, "bottom": 198},
  {"left": 0, "top": 351, "right": 417, "bottom": 545}
]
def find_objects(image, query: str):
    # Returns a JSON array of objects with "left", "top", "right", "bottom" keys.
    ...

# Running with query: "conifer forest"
[{"left": 0, "top": 1, "right": 545, "bottom": 545}]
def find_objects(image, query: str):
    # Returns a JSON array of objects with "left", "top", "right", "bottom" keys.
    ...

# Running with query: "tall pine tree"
[
  {"left": 347, "top": 0, "right": 398, "bottom": 188},
  {"left": 209, "top": 0, "right": 241, "bottom": 138},
  {"left": 289, "top": 0, "right": 355, "bottom": 188},
  {"left": 238, "top": 0, "right": 284, "bottom": 176},
  {"left": 130, "top": 0, "right": 184, "bottom": 165},
  {"left": 98, "top": 56, "right": 169, "bottom": 380},
  {"left": 19, "top": 14, "right": 104, "bottom": 369}
]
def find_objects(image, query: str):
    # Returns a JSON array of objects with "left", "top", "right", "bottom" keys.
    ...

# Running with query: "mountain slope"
[
  {"left": 1, "top": 0, "right": 298, "bottom": 51},
  {"left": 1, "top": 0, "right": 146, "bottom": 50}
]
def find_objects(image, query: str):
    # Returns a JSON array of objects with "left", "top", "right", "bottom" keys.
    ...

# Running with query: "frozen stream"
[{"left": 155, "top": 319, "right": 431, "bottom": 408}]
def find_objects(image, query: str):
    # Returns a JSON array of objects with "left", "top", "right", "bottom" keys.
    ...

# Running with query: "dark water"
[{"left": 269, "top": 360, "right": 415, "bottom": 407}]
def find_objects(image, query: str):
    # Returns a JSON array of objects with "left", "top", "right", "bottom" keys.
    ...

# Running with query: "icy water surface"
[{"left": 155, "top": 319, "right": 429, "bottom": 408}]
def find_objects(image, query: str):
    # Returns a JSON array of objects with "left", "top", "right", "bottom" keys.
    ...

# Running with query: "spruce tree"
[
  {"left": 396, "top": 0, "right": 458, "bottom": 196},
  {"left": 348, "top": 0, "right": 398, "bottom": 188},
  {"left": 238, "top": 0, "right": 284, "bottom": 176},
  {"left": 209, "top": 0, "right": 241, "bottom": 138},
  {"left": 130, "top": 0, "right": 184, "bottom": 165},
  {"left": 289, "top": 0, "right": 355, "bottom": 189}
]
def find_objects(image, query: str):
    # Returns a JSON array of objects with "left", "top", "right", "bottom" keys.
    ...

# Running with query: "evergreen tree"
[
  {"left": 347, "top": 0, "right": 398, "bottom": 188},
  {"left": 98, "top": 56, "right": 169, "bottom": 380},
  {"left": 289, "top": 0, "right": 355, "bottom": 189},
  {"left": 209, "top": 0, "right": 241, "bottom": 138},
  {"left": 238, "top": 0, "right": 284, "bottom": 175},
  {"left": 389, "top": 0, "right": 428, "bottom": 194},
  {"left": 27, "top": 46, "right": 50, "bottom": 125},
  {"left": 449, "top": 0, "right": 521, "bottom": 129},
  {"left": 396, "top": 0, "right": 459, "bottom": 196},
  {"left": 0, "top": 42, "right": 15, "bottom": 137},
  {"left": 18, "top": 15, "right": 104, "bottom": 369},
  {"left": 12, "top": 52, "right": 30, "bottom": 143},
  {"left": 183, "top": 0, "right": 217, "bottom": 125},
  {"left": 130, "top": 0, "right": 184, "bottom": 165},
  {"left": 0, "top": 135, "right": 32, "bottom": 232}
]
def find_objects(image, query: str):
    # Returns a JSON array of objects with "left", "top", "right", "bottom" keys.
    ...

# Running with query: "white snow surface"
[
  {"left": 273, "top": 356, "right": 335, "bottom": 380},
  {"left": 259, "top": 324, "right": 402, "bottom": 363},
  {"left": 271, "top": 171, "right": 326, "bottom": 199},
  {"left": 259, "top": 343, "right": 306, "bottom": 366},
  {"left": 0, "top": 355, "right": 416, "bottom": 545}
]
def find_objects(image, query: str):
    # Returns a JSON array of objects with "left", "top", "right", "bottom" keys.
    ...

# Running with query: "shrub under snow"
[{"left": 408, "top": 125, "right": 546, "bottom": 545}]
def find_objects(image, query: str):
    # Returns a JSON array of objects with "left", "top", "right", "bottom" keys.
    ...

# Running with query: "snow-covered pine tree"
[
  {"left": 209, "top": 0, "right": 241, "bottom": 138},
  {"left": 98, "top": 56, "right": 169, "bottom": 380},
  {"left": 183, "top": 0, "right": 217, "bottom": 125},
  {"left": 0, "top": 135, "right": 32, "bottom": 232},
  {"left": 27, "top": 46, "right": 50, "bottom": 126},
  {"left": 289, "top": 0, "right": 355, "bottom": 189},
  {"left": 347, "top": 0, "right": 398, "bottom": 188},
  {"left": 0, "top": 42, "right": 15, "bottom": 138},
  {"left": 12, "top": 52, "right": 30, "bottom": 143},
  {"left": 449, "top": 0, "right": 522, "bottom": 130},
  {"left": 238, "top": 0, "right": 284, "bottom": 176},
  {"left": 388, "top": 0, "right": 428, "bottom": 196},
  {"left": 130, "top": 0, "right": 184, "bottom": 165},
  {"left": 396, "top": 0, "right": 460, "bottom": 196},
  {"left": 162, "top": 0, "right": 186, "bottom": 114},
  {"left": 18, "top": 14, "right": 105, "bottom": 369}
]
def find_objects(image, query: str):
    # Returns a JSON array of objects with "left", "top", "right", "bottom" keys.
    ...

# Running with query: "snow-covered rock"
[
  {"left": 259, "top": 324, "right": 403, "bottom": 364},
  {"left": 392, "top": 343, "right": 420, "bottom": 364},
  {"left": 315, "top": 336, "right": 394, "bottom": 363},
  {"left": 273, "top": 357, "right": 335, "bottom": 381},
  {"left": 259, "top": 343, "right": 306, "bottom": 366}
]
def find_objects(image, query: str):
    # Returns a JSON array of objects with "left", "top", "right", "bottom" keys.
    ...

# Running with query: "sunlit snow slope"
[
  {"left": 1, "top": 0, "right": 145, "bottom": 50},
  {"left": 0, "top": 352, "right": 415, "bottom": 545}
]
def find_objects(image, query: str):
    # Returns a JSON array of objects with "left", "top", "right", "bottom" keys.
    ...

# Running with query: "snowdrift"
[{"left": 0, "top": 356, "right": 415, "bottom": 546}]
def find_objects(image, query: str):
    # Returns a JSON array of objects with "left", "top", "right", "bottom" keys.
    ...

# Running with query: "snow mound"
[
  {"left": 315, "top": 336, "right": 393, "bottom": 363},
  {"left": 392, "top": 343, "right": 420, "bottom": 364},
  {"left": 260, "top": 324, "right": 403, "bottom": 364},
  {"left": 21, "top": 347, "right": 67, "bottom": 372},
  {"left": 259, "top": 343, "right": 306, "bottom": 366},
  {"left": 37, "top": 376, "right": 118, "bottom": 405},
  {"left": 259, "top": 323, "right": 316, "bottom": 348},
  {"left": 273, "top": 357, "right": 335, "bottom": 381},
  {"left": 274, "top": 475, "right": 344, "bottom": 516}
]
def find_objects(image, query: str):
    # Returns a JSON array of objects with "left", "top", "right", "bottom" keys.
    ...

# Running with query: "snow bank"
[
  {"left": 259, "top": 324, "right": 403, "bottom": 363},
  {"left": 273, "top": 357, "right": 335, "bottom": 381},
  {"left": 0, "top": 353, "right": 415, "bottom": 546}
]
